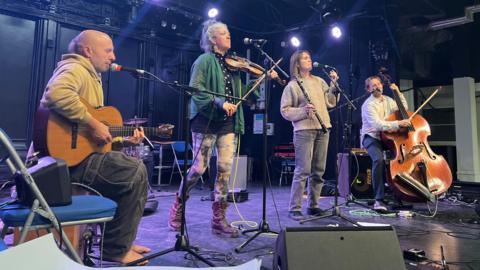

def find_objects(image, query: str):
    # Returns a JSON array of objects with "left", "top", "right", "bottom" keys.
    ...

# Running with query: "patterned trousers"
[{"left": 178, "top": 132, "right": 237, "bottom": 202}]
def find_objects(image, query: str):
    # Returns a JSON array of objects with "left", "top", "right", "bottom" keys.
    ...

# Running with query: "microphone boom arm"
[
  {"left": 253, "top": 43, "right": 290, "bottom": 79},
  {"left": 235, "top": 58, "right": 282, "bottom": 106},
  {"left": 319, "top": 66, "right": 357, "bottom": 111}
]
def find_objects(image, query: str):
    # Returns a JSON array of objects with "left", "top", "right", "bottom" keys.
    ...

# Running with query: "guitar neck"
[{"left": 109, "top": 126, "right": 159, "bottom": 137}]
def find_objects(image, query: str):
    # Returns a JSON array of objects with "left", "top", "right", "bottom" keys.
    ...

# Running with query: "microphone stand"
[
  {"left": 235, "top": 43, "right": 286, "bottom": 253},
  {"left": 299, "top": 67, "right": 359, "bottom": 225},
  {"left": 327, "top": 94, "right": 370, "bottom": 210},
  {"left": 125, "top": 72, "right": 243, "bottom": 266}
]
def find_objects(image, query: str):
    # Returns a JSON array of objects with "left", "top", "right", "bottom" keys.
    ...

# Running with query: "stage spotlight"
[
  {"left": 330, "top": 25, "right": 342, "bottom": 39},
  {"left": 208, "top": 8, "right": 219, "bottom": 18},
  {"left": 290, "top": 36, "right": 301, "bottom": 47}
]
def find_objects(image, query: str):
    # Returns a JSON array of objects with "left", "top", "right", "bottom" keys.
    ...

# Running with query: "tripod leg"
[
  {"left": 235, "top": 231, "right": 262, "bottom": 253},
  {"left": 299, "top": 213, "right": 333, "bottom": 224},
  {"left": 345, "top": 194, "right": 370, "bottom": 209},
  {"left": 185, "top": 248, "right": 216, "bottom": 267},
  {"left": 338, "top": 212, "right": 359, "bottom": 225},
  {"left": 241, "top": 227, "right": 260, "bottom": 235}
]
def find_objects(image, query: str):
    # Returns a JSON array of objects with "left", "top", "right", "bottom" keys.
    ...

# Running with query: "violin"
[
  {"left": 378, "top": 67, "right": 452, "bottom": 202},
  {"left": 225, "top": 55, "right": 286, "bottom": 86}
]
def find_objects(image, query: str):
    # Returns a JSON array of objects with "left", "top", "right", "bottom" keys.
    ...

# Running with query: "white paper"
[{"left": 0, "top": 234, "right": 262, "bottom": 270}]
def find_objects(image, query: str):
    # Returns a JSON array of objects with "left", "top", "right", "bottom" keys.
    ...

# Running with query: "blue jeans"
[
  {"left": 362, "top": 135, "right": 386, "bottom": 201},
  {"left": 289, "top": 129, "right": 329, "bottom": 211}
]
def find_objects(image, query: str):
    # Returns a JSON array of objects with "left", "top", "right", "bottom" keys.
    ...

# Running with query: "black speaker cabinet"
[
  {"left": 337, "top": 151, "right": 374, "bottom": 199},
  {"left": 15, "top": 156, "right": 71, "bottom": 206},
  {"left": 273, "top": 226, "right": 406, "bottom": 270}
]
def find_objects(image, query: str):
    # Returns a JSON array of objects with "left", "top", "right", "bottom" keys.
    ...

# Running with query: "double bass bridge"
[{"left": 407, "top": 144, "right": 424, "bottom": 157}]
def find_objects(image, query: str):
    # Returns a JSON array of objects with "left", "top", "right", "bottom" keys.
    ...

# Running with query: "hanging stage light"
[
  {"left": 208, "top": 8, "right": 219, "bottom": 18},
  {"left": 290, "top": 36, "right": 301, "bottom": 47},
  {"left": 330, "top": 25, "right": 342, "bottom": 39}
]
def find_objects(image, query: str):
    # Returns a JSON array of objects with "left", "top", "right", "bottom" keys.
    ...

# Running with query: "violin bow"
[
  {"left": 235, "top": 58, "right": 283, "bottom": 107},
  {"left": 408, "top": 87, "right": 441, "bottom": 121}
]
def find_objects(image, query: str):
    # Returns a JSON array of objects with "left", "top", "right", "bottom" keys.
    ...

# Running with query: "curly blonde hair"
[{"left": 200, "top": 20, "right": 228, "bottom": 52}]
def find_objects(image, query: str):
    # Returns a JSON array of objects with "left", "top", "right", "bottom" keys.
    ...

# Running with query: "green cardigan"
[{"left": 189, "top": 52, "right": 258, "bottom": 135}]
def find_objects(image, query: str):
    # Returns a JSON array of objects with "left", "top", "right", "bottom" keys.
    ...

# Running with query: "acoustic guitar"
[{"left": 33, "top": 99, "right": 173, "bottom": 166}]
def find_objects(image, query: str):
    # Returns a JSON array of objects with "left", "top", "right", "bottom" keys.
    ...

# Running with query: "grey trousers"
[
  {"left": 70, "top": 151, "right": 148, "bottom": 259},
  {"left": 289, "top": 129, "right": 329, "bottom": 211}
]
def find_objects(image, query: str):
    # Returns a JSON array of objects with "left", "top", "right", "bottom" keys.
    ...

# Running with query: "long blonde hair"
[
  {"left": 289, "top": 50, "right": 310, "bottom": 80},
  {"left": 200, "top": 20, "right": 228, "bottom": 52}
]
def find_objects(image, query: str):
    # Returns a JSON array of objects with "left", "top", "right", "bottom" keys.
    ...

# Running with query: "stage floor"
[
  {"left": 2, "top": 184, "right": 479, "bottom": 269},
  {"left": 132, "top": 184, "right": 480, "bottom": 270}
]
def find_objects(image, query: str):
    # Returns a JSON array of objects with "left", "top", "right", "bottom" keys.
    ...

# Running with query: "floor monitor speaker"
[{"left": 273, "top": 226, "right": 406, "bottom": 270}]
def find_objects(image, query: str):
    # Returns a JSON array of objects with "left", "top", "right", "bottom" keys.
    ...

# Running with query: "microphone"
[
  {"left": 243, "top": 38, "right": 267, "bottom": 45},
  {"left": 110, "top": 63, "right": 145, "bottom": 75},
  {"left": 313, "top": 62, "right": 337, "bottom": 72}
]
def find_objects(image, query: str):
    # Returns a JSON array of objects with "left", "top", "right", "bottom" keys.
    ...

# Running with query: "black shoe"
[
  {"left": 288, "top": 211, "right": 304, "bottom": 221},
  {"left": 373, "top": 200, "right": 389, "bottom": 213},
  {"left": 306, "top": 207, "right": 325, "bottom": 216}
]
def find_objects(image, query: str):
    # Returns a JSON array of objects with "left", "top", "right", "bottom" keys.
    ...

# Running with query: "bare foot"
[
  {"left": 112, "top": 250, "right": 149, "bottom": 266},
  {"left": 132, "top": 244, "right": 151, "bottom": 254}
]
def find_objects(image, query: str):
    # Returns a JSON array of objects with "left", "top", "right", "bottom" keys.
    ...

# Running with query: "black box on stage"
[
  {"left": 207, "top": 189, "right": 249, "bottom": 202},
  {"left": 273, "top": 226, "right": 406, "bottom": 270},
  {"left": 227, "top": 188, "right": 248, "bottom": 202},
  {"left": 337, "top": 150, "right": 374, "bottom": 199},
  {"left": 15, "top": 156, "right": 72, "bottom": 206}
]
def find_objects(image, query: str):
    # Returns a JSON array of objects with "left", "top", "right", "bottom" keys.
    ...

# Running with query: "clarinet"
[{"left": 295, "top": 78, "right": 328, "bottom": 134}]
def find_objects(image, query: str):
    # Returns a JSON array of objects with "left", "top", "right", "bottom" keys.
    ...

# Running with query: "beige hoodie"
[
  {"left": 280, "top": 75, "right": 338, "bottom": 132},
  {"left": 41, "top": 54, "right": 104, "bottom": 125}
]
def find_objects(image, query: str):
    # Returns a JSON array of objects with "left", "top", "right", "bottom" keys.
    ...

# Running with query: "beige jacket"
[
  {"left": 280, "top": 75, "right": 337, "bottom": 131},
  {"left": 41, "top": 54, "right": 104, "bottom": 124}
]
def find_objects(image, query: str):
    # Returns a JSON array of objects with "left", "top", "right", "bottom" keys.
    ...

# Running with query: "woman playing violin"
[
  {"left": 360, "top": 76, "right": 410, "bottom": 212},
  {"left": 168, "top": 19, "right": 278, "bottom": 237},
  {"left": 280, "top": 50, "right": 339, "bottom": 221}
]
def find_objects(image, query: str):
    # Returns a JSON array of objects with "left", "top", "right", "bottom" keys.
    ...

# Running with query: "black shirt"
[{"left": 190, "top": 52, "right": 235, "bottom": 134}]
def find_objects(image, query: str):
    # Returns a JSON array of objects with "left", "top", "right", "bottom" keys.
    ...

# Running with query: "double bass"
[{"left": 379, "top": 69, "right": 452, "bottom": 202}]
